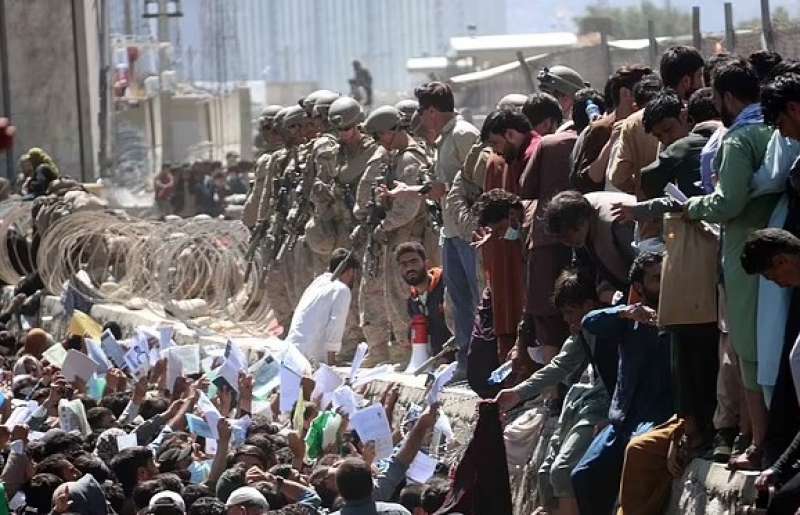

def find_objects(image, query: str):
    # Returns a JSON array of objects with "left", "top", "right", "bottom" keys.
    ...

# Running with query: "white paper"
[
  {"left": 352, "top": 364, "right": 395, "bottom": 389},
  {"left": 42, "top": 344, "right": 67, "bottom": 368},
  {"left": 85, "top": 339, "right": 112, "bottom": 374},
  {"left": 312, "top": 364, "right": 343, "bottom": 407},
  {"left": 4, "top": 402, "right": 37, "bottom": 428},
  {"left": 116, "top": 432, "right": 138, "bottom": 451},
  {"left": 158, "top": 326, "right": 175, "bottom": 351},
  {"left": 349, "top": 342, "right": 369, "bottom": 383},
  {"left": 279, "top": 365, "right": 302, "bottom": 414},
  {"left": 282, "top": 343, "right": 312, "bottom": 377},
  {"left": 664, "top": 182, "right": 688, "bottom": 205},
  {"left": 61, "top": 350, "right": 98, "bottom": 383},
  {"left": 217, "top": 340, "right": 247, "bottom": 392},
  {"left": 124, "top": 335, "right": 151, "bottom": 378},
  {"left": 171, "top": 344, "right": 201, "bottom": 375},
  {"left": 165, "top": 348, "right": 183, "bottom": 394},
  {"left": 407, "top": 452, "right": 438, "bottom": 484},
  {"left": 250, "top": 354, "right": 281, "bottom": 399},
  {"left": 197, "top": 392, "right": 221, "bottom": 439},
  {"left": 427, "top": 362, "right": 457, "bottom": 406},
  {"left": 205, "top": 438, "right": 218, "bottom": 455},
  {"left": 58, "top": 398, "right": 91, "bottom": 436},
  {"left": 100, "top": 330, "right": 126, "bottom": 369},
  {"left": 332, "top": 385, "right": 361, "bottom": 417},
  {"left": 350, "top": 403, "right": 394, "bottom": 460},
  {"left": 230, "top": 415, "right": 252, "bottom": 447}
]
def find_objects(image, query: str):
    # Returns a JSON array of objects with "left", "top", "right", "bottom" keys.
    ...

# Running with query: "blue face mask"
[{"left": 504, "top": 226, "right": 520, "bottom": 241}]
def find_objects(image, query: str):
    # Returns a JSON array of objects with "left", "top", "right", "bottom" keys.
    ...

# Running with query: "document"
[{"left": 350, "top": 403, "right": 394, "bottom": 460}]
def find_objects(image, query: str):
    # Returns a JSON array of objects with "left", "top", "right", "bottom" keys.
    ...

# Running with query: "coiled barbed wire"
[
  {"left": 29, "top": 207, "right": 277, "bottom": 334},
  {"left": 0, "top": 200, "right": 36, "bottom": 285}
]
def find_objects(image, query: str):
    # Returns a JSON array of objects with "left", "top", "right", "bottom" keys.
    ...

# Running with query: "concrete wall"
[{"left": 0, "top": 0, "right": 100, "bottom": 182}]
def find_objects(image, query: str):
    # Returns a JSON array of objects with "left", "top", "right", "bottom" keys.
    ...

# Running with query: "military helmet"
[
  {"left": 537, "top": 65, "right": 588, "bottom": 97},
  {"left": 496, "top": 94, "right": 528, "bottom": 112},
  {"left": 395, "top": 99, "right": 419, "bottom": 127},
  {"left": 312, "top": 91, "right": 342, "bottom": 120},
  {"left": 328, "top": 96, "right": 364, "bottom": 130},
  {"left": 258, "top": 104, "right": 284, "bottom": 130},
  {"left": 281, "top": 105, "right": 307, "bottom": 129},
  {"left": 300, "top": 89, "right": 337, "bottom": 116},
  {"left": 364, "top": 106, "right": 401, "bottom": 135}
]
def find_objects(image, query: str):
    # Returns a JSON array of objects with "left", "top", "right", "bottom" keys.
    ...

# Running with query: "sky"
[{"left": 507, "top": 0, "right": 800, "bottom": 34}]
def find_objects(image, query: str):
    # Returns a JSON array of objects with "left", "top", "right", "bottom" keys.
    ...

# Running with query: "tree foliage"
[
  {"left": 576, "top": 1, "right": 692, "bottom": 38},
  {"left": 737, "top": 6, "right": 800, "bottom": 31}
]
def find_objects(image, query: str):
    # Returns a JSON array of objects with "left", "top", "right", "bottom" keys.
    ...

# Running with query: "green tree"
[
  {"left": 737, "top": 6, "right": 800, "bottom": 31},
  {"left": 576, "top": 1, "right": 692, "bottom": 38}
]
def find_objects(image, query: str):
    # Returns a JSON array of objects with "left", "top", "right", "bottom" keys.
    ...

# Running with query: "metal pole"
[
  {"left": 724, "top": 2, "right": 736, "bottom": 52},
  {"left": 515, "top": 51, "right": 535, "bottom": 93},
  {"left": 0, "top": 0, "right": 12, "bottom": 181},
  {"left": 98, "top": 0, "right": 111, "bottom": 177},
  {"left": 647, "top": 20, "right": 658, "bottom": 69},
  {"left": 692, "top": 6, "right": 702, "bottom": 52},
  {"left": 760, "top": 0, "right": 776, "bottom": 52},
  {"left": 123, "top": 0, "right": 133, "bottom": 35}
]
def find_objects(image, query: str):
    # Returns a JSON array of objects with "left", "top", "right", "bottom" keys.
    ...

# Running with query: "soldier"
[
  {"left": 355, "top": 106, "right": 431, "bottom": 366},
  {"left": 243, "top": 104, "right": 283, "bottom": 230},
  {"left": 305, "top": 96, "right": 377, "bottom": 361},
  {"left": 536, "top": 65, "right": 589, "bottom": 131},
  {"left": 261, "top": 105, "right": 308, "bottom": 334},
  {"left": 289, "top": 90, "right": 344, "bottom": 300}
]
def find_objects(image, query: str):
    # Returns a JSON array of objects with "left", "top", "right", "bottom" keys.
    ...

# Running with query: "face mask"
[{"left": 504, "top": 226, "right": 520, "bottom": 241}]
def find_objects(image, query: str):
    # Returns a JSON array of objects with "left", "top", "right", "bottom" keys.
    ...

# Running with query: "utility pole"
[
  {"left": 98, "top": 0, "right": 112, "bottom": 178},
  {"left": 760, "top": 0, "right": 776, "bottom": 52},
  {"left": 123, "top": 0, "right": 133, "bottom": 35},
  {"left": 724, "top": 2, "right": 736, "bottom": 53}
]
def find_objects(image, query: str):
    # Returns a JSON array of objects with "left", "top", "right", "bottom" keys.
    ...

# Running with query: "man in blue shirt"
[{"left": 570, "top": 251, "right": 674, "bottom": 515}]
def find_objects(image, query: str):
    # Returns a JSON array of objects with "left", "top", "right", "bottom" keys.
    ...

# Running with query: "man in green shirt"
[{"left": 683, "top": 58, "right": 779, "bottom": 470}]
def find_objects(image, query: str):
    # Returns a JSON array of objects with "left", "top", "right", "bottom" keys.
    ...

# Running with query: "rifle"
[
  {"left": 274, "top": 151, "right": 314, "bottom": 263},
  {"left": 417, "top": 165, "right": 443, "bottom": 234},
  {"left": 244, "top": 215, "right": 269, "bottom": 282},
  {"left": 259, "top": 176, "right": 290, "bottom": 274},
  {"left": 365, "top": 172, "right": 396, "bottom": 277}
]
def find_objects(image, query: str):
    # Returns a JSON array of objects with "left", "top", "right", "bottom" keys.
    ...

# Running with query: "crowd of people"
[
  {"left": 0, "top": 41, "right": 800, "bottom": 515},
  {"left": 153, "top": 154, "right": 252, "bottom": 219}
]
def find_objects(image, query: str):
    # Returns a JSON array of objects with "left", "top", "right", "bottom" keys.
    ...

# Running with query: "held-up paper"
[
  {"left": 165, "top": 348, "right": 183, "bottom": 394},
  {"left": 250, "top": 354, "right": 281, "bottom": 399},
  {"left": 350, "top": 403, "right": 394, "bottom": 460},
  {"left": 407, "top": 452, "right": 438, "bottom": 484},
  {"left": 427, "top": 362, "right": 457, "bottom": 406},
  {"left": 332, "top": 385, "right": 362, "bottom": 417},
  {"left": 85, "top": 339, "right": 112, "bottom": 374},
  {"left": 349, "top": 342, "right": 369, "bottom": 383},
  {"left": 61, "top": 350, "right": 98, "bottom": 383},
  {"left": 42, "top": 344, "right": 67, "bottom": 368},
  {"left": 100, "top": 330, "right": 126, "bottom": 369},
  {"left": 158, "top": 326, "right": 175, "bottom": 352},
  {"left": 186, "top": 413, "right": 215, "bottom": 439},
  {"left": 116, "top": 432, "right": 138, "bottom": 451},
  {"left": 279, "top": 365, "right": 302, "bottom": 414},
  {"left": 171, "top": 345, "right": 201, "bottom": 375},
  {"left": 312, "top": 364, "right": 343, "bottom": 408},
  {"left": 217, "top": 340, "right": 247, "bottom": 393},
  {"left": 197, "top": 391, "right": 221, "bottom": 439}
]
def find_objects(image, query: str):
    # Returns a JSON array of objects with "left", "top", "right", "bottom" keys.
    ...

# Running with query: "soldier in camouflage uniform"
[
  {"left": 261, "top": 105, "right": 309, "bottom": 333},
  {"left": 355, "top": 106, "right": 432, "bottom": 366},
  {"left": 313, "top": 96, "right": 377, "bottom": 361},
  {"left": 243, "top": 104, "right": 283, "bottom": 230}
]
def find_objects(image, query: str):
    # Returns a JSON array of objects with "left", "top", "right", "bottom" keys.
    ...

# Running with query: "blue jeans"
[
  {"left": 442, "top": 237, "right": 479, "bottom": 369},
  {"left": 571, "top": 422, "right": 654, "bottom": 515}
]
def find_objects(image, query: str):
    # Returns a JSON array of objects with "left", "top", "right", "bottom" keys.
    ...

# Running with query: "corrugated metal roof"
[
  {"left": 449, "top": 32, "right": 577, "bottom": 53},
  {"left": 450, "top": 53, "right": 549, "bottom": 85}
]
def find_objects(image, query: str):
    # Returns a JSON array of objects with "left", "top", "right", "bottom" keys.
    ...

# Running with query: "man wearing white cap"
[{"left": 225, "top": 486, "right": 270, "bottom": 515}]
